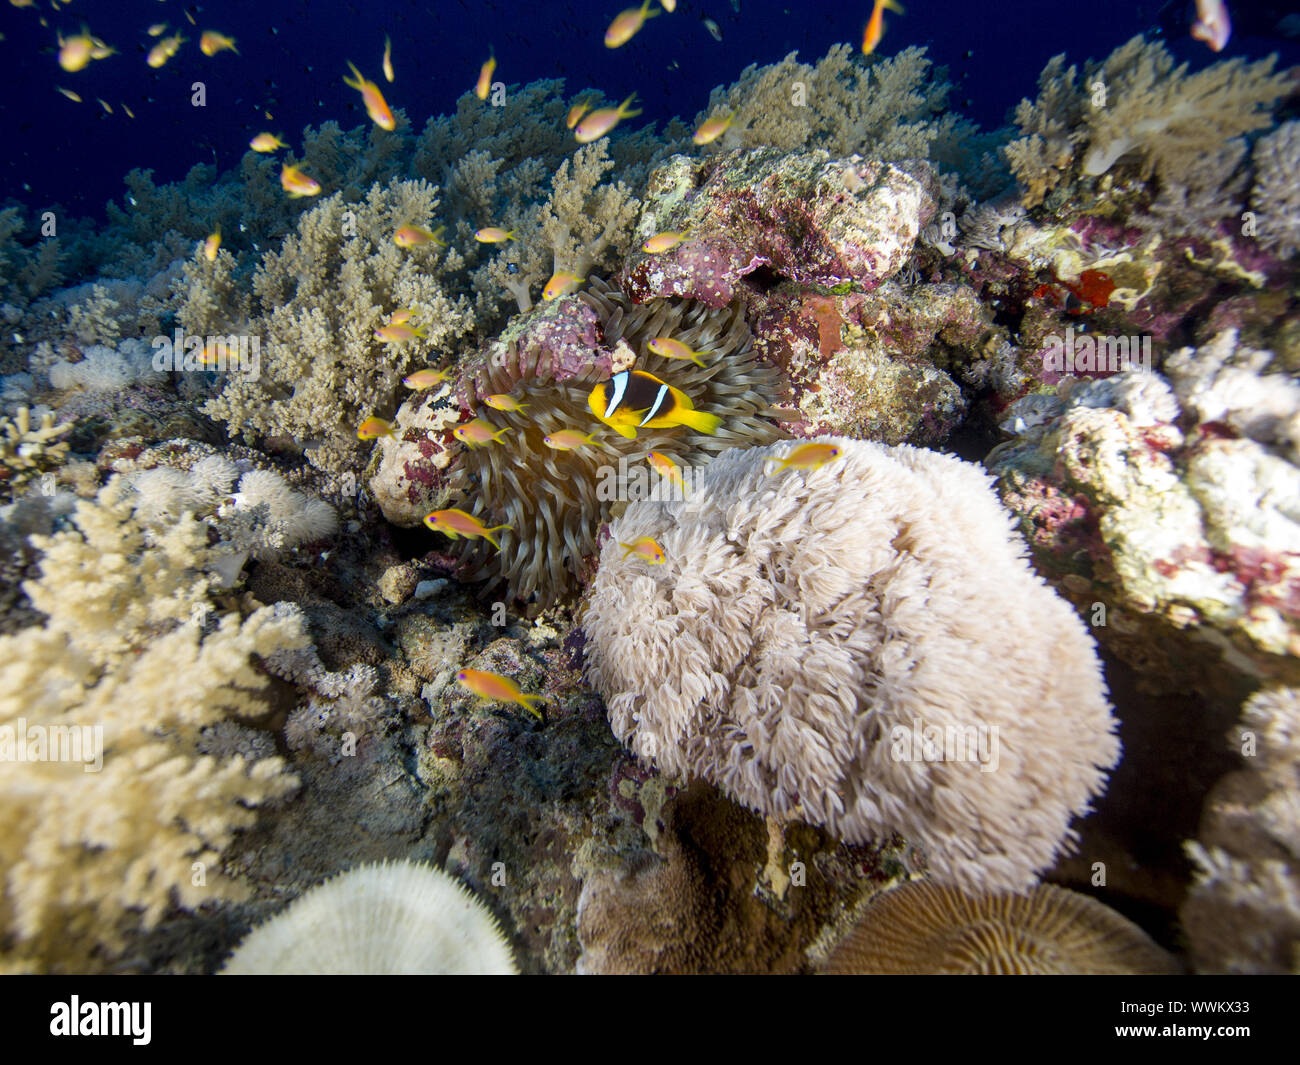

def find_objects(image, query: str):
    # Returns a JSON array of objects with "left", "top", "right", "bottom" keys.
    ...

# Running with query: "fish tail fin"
[
  {"left": 482, "top": 525, "right": 511, "bottom": 550},
  {"left": 344, "top": 61, "right": 363, "bottom": 88},
  {"left": 764, "top": 456, "right": 788, "bottom": 475},
  {"left": 518, "top": 694, "right": 546, "bottom": 721},
  {"left": 690, "top": 354, "right": 706, "bottom": 368},
  {"left": 884, "top": 0, "right": 905, "bottom": 12},
  {"left": 490, "top": 427, "right": 511, "bottom": 442},
  {"left": 674, "top": 407, "right": 721, "bottom": 435},
  {"left": 620, "top": 93, "right": 642, "bottom": 118}
]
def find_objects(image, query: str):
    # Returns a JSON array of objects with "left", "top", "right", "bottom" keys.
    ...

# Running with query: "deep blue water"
[{"left": 1, "top": 0, "right": 1297, "bottom": 220}]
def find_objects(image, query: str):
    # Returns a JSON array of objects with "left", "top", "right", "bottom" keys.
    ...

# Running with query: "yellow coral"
[{"left": 0, "top": 480, "right": 308, "bottom": 971}]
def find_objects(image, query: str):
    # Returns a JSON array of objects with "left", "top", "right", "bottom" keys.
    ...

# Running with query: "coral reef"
[
  {"left": 991, "top": 339, "right": 1300, "bottom": 699},
  {"left": 625, "top": 149, "right": 938, "bottom": 306},
  {"left": 1005, "top": 37, "right": 1290, "bottom": 211},
  {"left": 822, "top": 878, "right": 1179, "bottom": 974},
  {"left": 0, "top": 479, "right": 308, "bottom": 972},
  {"left": 1181, "top": 686, "right": 1300, "bottom": 974},
  {"left": 200, "top": 180, "right": 476, "bottom": 475},
  {"left": 221, "top": 859, "right": 517, "bottom": 974},
  {"left": 584, "top": 437, "right": 1119, "bottom": 893}
]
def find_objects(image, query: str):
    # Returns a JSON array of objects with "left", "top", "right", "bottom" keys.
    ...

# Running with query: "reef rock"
[
  {"left": 991, "top": 332, "right": 1300, "bottom": 699},
  {"left": 625, "top": 149, "right": 939, "bottom": 306},
  {"left": 367, "top": 385, "right": 463, "bottom": 527}
]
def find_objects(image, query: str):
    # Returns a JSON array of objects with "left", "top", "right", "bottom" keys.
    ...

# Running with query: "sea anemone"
[
  {"left": 583, "top": 437, "right": 1120, "bottom": 893},
  {"left": 823, "top": 879, "right": 1179, "bottom": 974},
  {"left": 221, "top": 859, "right": 517, "bottom": 974},
  {"left": 444, "top": 278, "right": 788, "bottom": 606}
]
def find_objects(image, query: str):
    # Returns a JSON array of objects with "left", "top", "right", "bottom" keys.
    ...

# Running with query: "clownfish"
[{"left": 587, "top": 369, "right": 721, "bottom": 440}]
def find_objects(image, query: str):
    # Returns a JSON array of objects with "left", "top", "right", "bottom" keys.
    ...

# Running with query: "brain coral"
[
  {"left": 823, "top": 879, "right": 1178, "bottom": 974},
  {"left": 445, "top": 278, "right": 788, "bottom": 606},
  {"left": 583, "top": 437, "right": 1120, "bottom": 893},
  {"left": 221, "top": 859, "right": 516, "bottom": 974}
]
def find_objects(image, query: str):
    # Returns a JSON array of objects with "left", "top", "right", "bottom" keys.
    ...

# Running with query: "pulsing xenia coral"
[
  {"left": 583, "top": 437, "right": 1120, "bottom": 894},
  {"left": 445, "top": 278, "right": 788, "bottom": 606}
]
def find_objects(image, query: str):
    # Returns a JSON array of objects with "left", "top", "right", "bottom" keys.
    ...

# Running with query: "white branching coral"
[
  {"left": 1181, "top": 687, "right": 1300, "bottom": 974},
  {"left": 123, "top": 455, "right": 338, "bottom": 587},
  {"left": 0, "top": 406, "right": 72, "bottom": 497},
  {"left": 0, "top": 479, "right": 309, "bottom": 972},
  {"left": 583, "top": 438, "right": 1119, "bottom": 894},
  {"left": 201, "top": 179, "right": 476, "bottom": 474},
  {"left": 221, "top": 859, "right": 517, "bottom": 974},
  {"left": 1251, "top": 121, "right": 1300, "bottom": 259},
  {"left": 47, "top": 339, "right": 164, "bottom": 392}
]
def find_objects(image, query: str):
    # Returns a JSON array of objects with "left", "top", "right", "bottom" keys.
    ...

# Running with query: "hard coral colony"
[{"left": 0, "top": 0, "right": 1296, "bottom": 992}]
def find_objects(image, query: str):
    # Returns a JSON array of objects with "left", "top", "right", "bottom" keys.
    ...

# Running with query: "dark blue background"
[{"left": 1, "top": 0, "right": 1296, "bottom": 219}]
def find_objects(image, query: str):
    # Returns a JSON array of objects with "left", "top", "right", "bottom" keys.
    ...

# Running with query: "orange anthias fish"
[
  {"left": 542, "top": 271, "right": 584, "bottom": 301},
  {"left": 424, "top": 509, "right": 513, "bottom": 550},
  {"left": 57, "top": 31, "right": 94, "bottom": 72},
  {"left": 146, "top": 33, "right": 185, "bottom": 69},
  {"left": 1191, "top": 0, "right": 1231, "bottom": 52},
  {"left": 280, "top": 163, "right": 321, "bottom": 197},
  {"left": 566, "top": 101, "right": 592, "bottom": 130},
  {"left": 642, "top": 230, "right": 687, "bottom": 254},
  {"left": 765, "top": 442, "right": 843, "bottom": 474},
  {"left": 692, "top": 110, "right": 734, "bottom": 146},
  {"left": 374, "top": 323, "right": 426, "bottom": 343},
  {"left": 605, "top": 1, "right": 659, "bottom": 48},
  {"left": 357, "top": 416, "right": 396, "bottom": 440},
  {"left": 574, "top": 94, "right": 641, "bottom": 144},
  {"left": 250, "top": 132, "right": 287, "bottom": 153},
  {"left": 202, "top": 228, "right": 221, "bottom": 262},
  {"left": 619, "top": 536, "right": 666, "bottom": 564},
  {"left": 475, "top": 50, "right": 496, "bottom": 101},
  {"left": 647, "top": 451, "right": 687, "bottom": 494},
  {"left": 199, "top": 30, "right": 238, "bottom": 57},
  {"left": 345, "top": 61, "right": 396, "bottom": 130},
  {"left": 647, "top": 336, "right": 708, "bottom": 367},
  {"left": 543, "top": 429, "right": 601, "bottom": 451},
  {"left": 474, "top": 227, "right": 515, "bottom": 243},
  {"left": 483, "top": 393, "right": 529, "bottom": 412},
  {"left": 382, "top": 34, "right": 395, "bottom": 82},
  {"left": 395, "top": 224, "right": 447, "bottom": 248},
  {"left": 862, "top": 0, "right": 904, "bottom": 56},
  {"left": 453, "top": 418, "right": 511, "bottom": 448},
  {"left": 403, "top": 368, "right": 450, "bottom": 389},
  {"left": 455, "top": 668, "right": 545, "bottom": 720}
]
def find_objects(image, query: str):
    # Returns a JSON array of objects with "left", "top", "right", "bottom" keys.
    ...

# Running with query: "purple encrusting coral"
[{"left": 623, "top": 149, "right": 939, "bottom": 306}]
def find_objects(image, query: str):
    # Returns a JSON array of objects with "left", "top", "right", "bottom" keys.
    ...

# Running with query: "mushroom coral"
[
  {"left": 582, "top": 437, "right": 1120, "bottom": 893},
  {"left": 445, "top": 278, "right": 788, "bottom": 606},
  {"left": 221, "top": 859, "right": 517, "bottom": 975},
  {"left": 823, "top": 879, "right": 1178, "bottom": 974}
]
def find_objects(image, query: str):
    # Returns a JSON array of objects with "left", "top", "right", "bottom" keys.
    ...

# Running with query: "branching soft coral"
[
  {"left": 1006, "top": 36, "right": 1289, "bottom": 208},
  {"left": 466, "top": 142, "right": 641, "bottom": 315},
  {"left": 1251, "top": 121, "right": 1300, "bottom": 259},
  {"left": 701, "top": 45, "right": 973, "bottom": 166},
  {"left": 202, "top": 179, "right": 476, "bottom": 474},
  {"left": 0, "top": 480, "right": 309, "bottom": 972}
]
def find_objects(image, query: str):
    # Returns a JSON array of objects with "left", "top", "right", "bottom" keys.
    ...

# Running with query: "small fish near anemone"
[
  {"left": 423, "top": 508, "right": 513, "bottom": 550},
  {"left": 443, "top": 277, "right": 789, "bottom": 606}
]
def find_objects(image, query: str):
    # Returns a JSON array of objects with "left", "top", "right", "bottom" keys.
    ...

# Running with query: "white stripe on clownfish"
[{"left": 638, "top": 384, "right": 670, "bottom": 426}]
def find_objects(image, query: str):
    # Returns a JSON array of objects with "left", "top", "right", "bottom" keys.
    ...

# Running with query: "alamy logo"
[
  {"left": 50, "top": 997, "right": 151, "bottom": 1045},
  {"left": 0, "top": 718, "right": 102, "bottom": 772},
  {"left": 151, "top": 328, "right": 260, "bottom": 376},
  {"left": 1041, "top": 327, "right": 1152, "bottom": 375},
  {"left": 889, "top": 722, "right": 1000, "bottom": 773}
]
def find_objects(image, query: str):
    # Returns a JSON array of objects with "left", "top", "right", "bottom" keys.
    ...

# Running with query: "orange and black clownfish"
[{"left": 587, "top": 370, "right": 721, "bottom": 440}]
